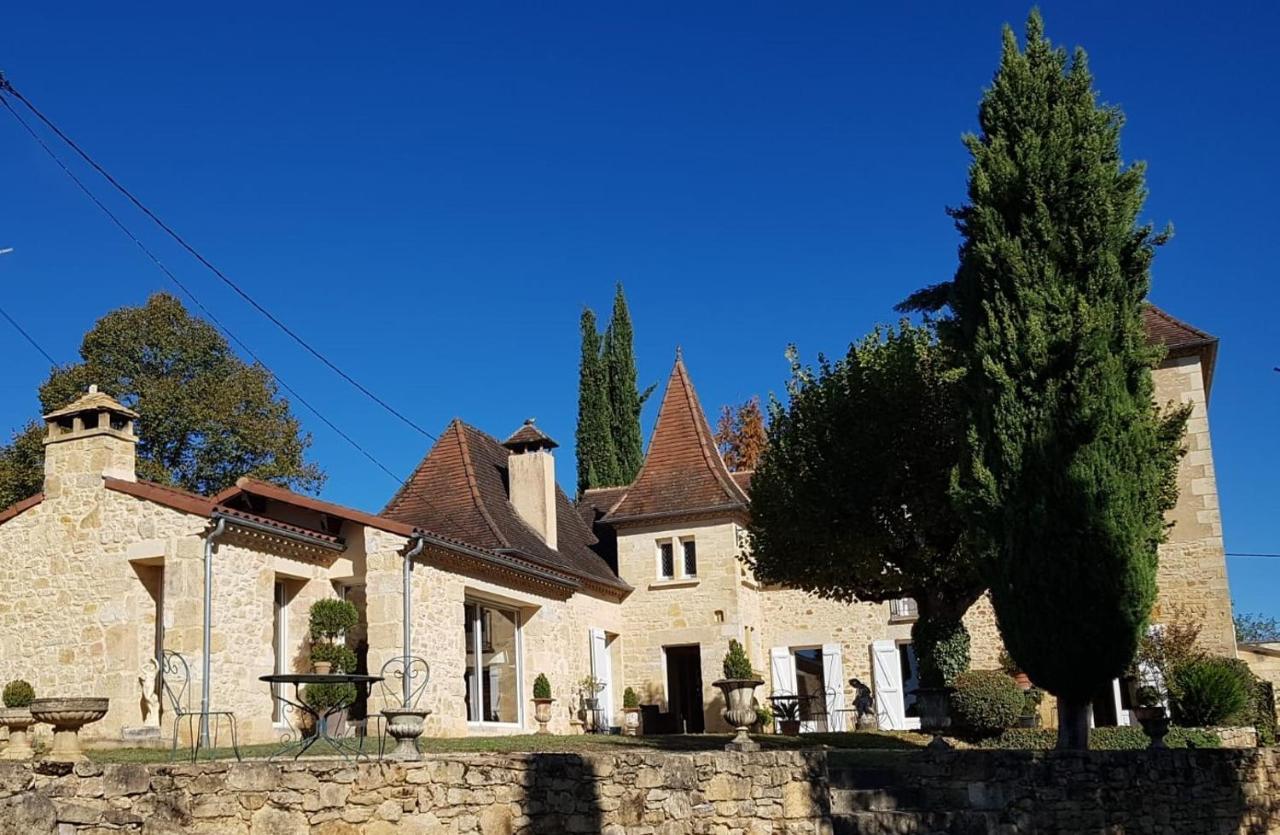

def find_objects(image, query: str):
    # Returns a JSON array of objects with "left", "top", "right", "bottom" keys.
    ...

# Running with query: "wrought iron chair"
[
  {"left": 159, "top": 650, "right": 241, "bottom": 762},
  {"left": 360, "top": 656, "right": 430, "bottom": 758}
]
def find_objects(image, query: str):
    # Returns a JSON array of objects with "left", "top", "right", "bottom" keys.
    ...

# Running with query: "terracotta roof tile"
[
  {"left": 213, "top": 504, "right": 345, "bottom": 547},
  {"left": 1143, "top": 304, "right": 1219, "bottom": 392},
  {"left": 0, "top": 493, "right": 43, "bottom": 526},
  {"left": 384, "top": 421, "right": 628, "bottom": 593},
  {"left": 604, "top": 357, "right": 748, "bottom": 523}
]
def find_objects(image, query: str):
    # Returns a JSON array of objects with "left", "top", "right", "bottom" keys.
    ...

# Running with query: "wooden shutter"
[
  {"left": 822, "top": 644, "right": 845, "bottom": 732},
  {"left": 870, "top": 640, "right": 905, "bottom": 730}
]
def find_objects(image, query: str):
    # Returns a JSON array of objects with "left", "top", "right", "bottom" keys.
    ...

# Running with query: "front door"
[{"left": 665, "top": 645, "right": 705, "bottom": 733}]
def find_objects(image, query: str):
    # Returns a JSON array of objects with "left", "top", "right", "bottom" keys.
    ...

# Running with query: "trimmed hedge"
[
  {"left": 309, "top": 642, "right": 356, "bottom": 673},
  {"left": 949, "top": 670, "right": 1023, "bottom": 735},
  {"left": 533, "top": 673, "right": 552, "bottom": 700},
  {"left": 983, "top": 726, "right": 1222, "bottom": 750},
  {"left": 2, "top": 679, "right": 34, "bottom": 708}
]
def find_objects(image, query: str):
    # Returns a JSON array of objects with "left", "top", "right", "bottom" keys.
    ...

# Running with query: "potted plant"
[
  {"left": 577, "top": 676, "right": 605, "bottom": 732},
  {"left": 1132, "top": 685, "right": 1170, "bottom": 750},
  {"left": 1018, "top": 687, "right": 1044, "bottom": 728},
  {"left": 622, "top": 687, "right": 641, "bottom": 736},
  {"left": 304, "top": 598, "right": 359, "bottom": 736},
  {"left": 755, "top": 702, "right": 774, "bottom": 733},
  {"left": 532, "top": 673, "right": 555, "bottom": 734},
  {"left": 712, "top": 639, "right": 764, "bottom": 751},
  {"left": 0, "top": 680, "right": 36, "bottom": 761},
  {"left": 774, "top": 698, "right": 802, "bottom": 736}
]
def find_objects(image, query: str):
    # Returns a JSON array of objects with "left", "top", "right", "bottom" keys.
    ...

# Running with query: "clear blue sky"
[{"left": 1, "top": 3, "right": 1276, "bottom": 618}]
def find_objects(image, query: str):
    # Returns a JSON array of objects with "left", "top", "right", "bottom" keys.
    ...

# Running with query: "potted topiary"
[
  {"left": 304, "top": 598, "right": 359, "bottom": 736},
  {"left": 0, "top": 680, "right": 36, "bottom": 761},
  {"left": 713, "top": 639, "right": 764, "bottom": 751},
  {"left": 1133, "top": 685, "right": 1170, "bottom": 750},
  {"left": 622, "top": 687, "right": 641, "bottom": 736},
  {"left": 532, "top": 674, "right": 554, "bottom": 734},
  {"left": 1018, "top": 687, "right": 1044, "bottom": 728}
]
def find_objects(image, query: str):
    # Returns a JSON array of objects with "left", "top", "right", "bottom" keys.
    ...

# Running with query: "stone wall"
[
  {"left": 829, "top": 748, "right": 1280, "bottom": 834},
  {"left": 0, "top": 751, "right": 831, "bottom": 835}
]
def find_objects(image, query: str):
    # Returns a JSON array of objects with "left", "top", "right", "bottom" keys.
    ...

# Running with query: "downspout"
[
  {"left": 402, "top": 534, "right": 426, "bottom": 706},
  {"left": 200, "top": 516, "right": 228, "bottom": 747}
]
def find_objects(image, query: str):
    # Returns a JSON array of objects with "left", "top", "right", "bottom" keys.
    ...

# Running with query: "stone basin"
[
  {"left": 0, "top": 707, "right": 36, "bottom": 760},
  {"left": 30, "top": 697, "right": 109, "bottom": 763}
]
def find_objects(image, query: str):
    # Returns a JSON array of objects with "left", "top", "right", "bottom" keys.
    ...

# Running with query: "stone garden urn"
[
  {"left": 29, "top": 697, "right": 109, "bottom": 763},
  {"left": 381, "top": 707, "right": 430, "bottom": 761},
  {"left": 622, "top": 706, "right": 641, "bottom": 737},
  {"left": 0, "top": 708, "right": 35, "bottom": 761},
  {"left": 1133, "top": 706, "right": 1170, "bottom": 750},
  {"left": 532, "top": 698, "right": 554, "bottom": 735},
  {"left": 714, "top": 678, "right": 763, "bottom": 752}
]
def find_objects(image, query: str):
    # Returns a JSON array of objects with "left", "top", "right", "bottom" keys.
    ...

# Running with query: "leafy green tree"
[
  {"left": 1235, "top": 612, "right": 1280, "bottom": 644},
  {"left": 575, "top": 307, "right": 618, "bottom": 494},
  {"left": 0, "top": 293, "right": 323, "bottom": 502},
  {"left": 747, "top": 323, "right": 988, "bottom": 687},
  {"left": 901, "top": 13, "right": 1188, "bottom": 748},
  {"left": 603, "top": 284, "right": 650, "bottom": 484}
]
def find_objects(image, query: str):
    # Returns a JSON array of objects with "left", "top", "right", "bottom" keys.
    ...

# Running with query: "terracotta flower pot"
[
  {"left": 713, "top": 678, "right": 763, "bottom": 752},
  {"left": 312, "top": 661, "right": 333, "bottom": 675}
]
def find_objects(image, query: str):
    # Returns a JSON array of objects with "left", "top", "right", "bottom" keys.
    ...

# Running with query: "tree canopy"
[
  {"left": 714, "top": 397, "right": 768, "bottom": 473},
  {"left": 1235, "top": 612, "right": 1280, "bottom": 644},
  {"left": 0, "top": 292, "right": 324, "bottom": 503},
  {"left": 747, "top": 323, "right": 988, "bottom": 685},
  {"left": 900, "top": 12, "right": 1188, "bottom": 747}
]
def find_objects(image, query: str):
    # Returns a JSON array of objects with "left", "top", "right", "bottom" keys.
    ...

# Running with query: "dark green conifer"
[{"left": 575, "top": 307, "right": 617, "bottom": 494}]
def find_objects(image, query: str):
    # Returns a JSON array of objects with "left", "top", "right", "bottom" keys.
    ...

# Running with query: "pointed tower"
[
  {"left": 604, "top": 354, "right": 747, "bottom": 524},
  {"left": 42, "top": 385, "right": 139, "bottom": 497}
]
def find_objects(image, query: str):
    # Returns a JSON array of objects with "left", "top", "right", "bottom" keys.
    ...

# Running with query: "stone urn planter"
[
  {"left": 714, "top": 678, "right": 763, "bottom": 752},
  {"left": 1133, "top": 706, "right": 1170, "bottom": 750},
  {"left": 532, "top": 698, "right": 554, "bottom": 735},
  {"left": 29, "top": 697, "right": 109, "bottom": 763},
  {"left": 381, "top": 707, "right": 430, "bottom": 761},
  {"left": 622, "top": 706, "right": 642, "bottom": 737},
  {"left": 0, "top": 708, "right": 35, "bottom": 761},
  {"left": 915, "top": 687, "right": 953, "bottom": 733}
]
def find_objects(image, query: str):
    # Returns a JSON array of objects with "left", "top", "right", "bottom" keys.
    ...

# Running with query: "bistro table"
[{"left": 259, "top": 673, "right": 383, "bottom": 761}]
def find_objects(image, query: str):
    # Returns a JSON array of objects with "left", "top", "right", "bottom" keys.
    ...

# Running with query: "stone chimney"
[
  {"left": 42, "top": 385, "right": 139, "bottom": 496},
  {"left": 502, "top": 419, "right": 558, "bottom": 549}
]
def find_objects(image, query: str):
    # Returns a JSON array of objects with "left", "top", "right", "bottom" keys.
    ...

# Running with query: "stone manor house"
[{"left": 0, "top": 305, "right": 1234, "bottom": 745}]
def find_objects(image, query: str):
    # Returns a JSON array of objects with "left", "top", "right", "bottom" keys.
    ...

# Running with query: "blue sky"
[{"left": 1, "top": 3, "right": 1276, "bottom": 618}]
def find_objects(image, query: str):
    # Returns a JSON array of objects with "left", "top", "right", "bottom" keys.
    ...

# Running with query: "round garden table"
[{"left": 259, "top": 673, "right": 382, "bottom": 761}]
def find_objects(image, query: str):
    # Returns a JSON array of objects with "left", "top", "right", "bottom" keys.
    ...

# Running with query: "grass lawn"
[{"left": 87, "top": 730, "right": 933, "bottom": 764}]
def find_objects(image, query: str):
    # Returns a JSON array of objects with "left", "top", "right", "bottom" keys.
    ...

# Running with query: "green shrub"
[
  {"left": 2, "top": 679, "right": 34, "bottom": 708},
  {"left": 949, "top": 670, "right": 1023, "bottom": 735},
  {"left": 302, "top": 681, "right": 357, "bottom": 711},
  {"left": 1168, "top": 656, "right": 1251, "bottom": 727},
  {"left": 755, "top": 702, "right": 774, "bottom": 729},
  {"left": 1252, "top": 679, "right": 1277, "bottom": 746},
  {"left": 985, "top": 726, "right": 1221, "bottom": 750},
  {"left": 722, "top": 640, "right": 755, "bottom": 680},
  {"left": 1021, "top": 687, "right": 1044, "bottom": 717},
  {"left": 309, "top": 598, "right": 359, "bottom": 641},
  {"left": 623, "top": 687, "right": 639, "bottom": 708},
  {"left": 309, "top": 642, "right": 356, "bottom": 673},
  {"left": 533, "top": 673, "right": 552, "bottom": 700}
]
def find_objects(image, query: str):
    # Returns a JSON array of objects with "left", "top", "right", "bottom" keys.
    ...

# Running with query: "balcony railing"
[{"left": 889, "top": 597, "right": 919, "bottom": 622}]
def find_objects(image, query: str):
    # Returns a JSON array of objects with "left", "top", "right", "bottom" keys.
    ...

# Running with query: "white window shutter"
[
  {"left": 822, "top": 644, "right": 846, "bottom": 732},
  {"left": 870, "top": 640, "right": 905, "bottom": 731},
  {"left": 769, "top": 647, "right": 796, "bottom": 696},
  {"left": 589, "top": 628, "right": 613, "bottom": 724}
]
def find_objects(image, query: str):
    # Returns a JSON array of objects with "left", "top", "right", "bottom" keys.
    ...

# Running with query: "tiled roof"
[
  {"left": 0, "top": 493, "right": 43, "bottom": 526},
  {"left": 1143, "top": 304, "right": 1218, "bottom": 392},
  {"left": 105, "top": 478, "right": 212, "bottom": 516},
  {"left": 383, "top": 421, "right": 629, "bottom": 594},
  {"left": 502, "top": 420, "right": 559, "bottom": 451},
  {"left": 212, "top": 504, "right": 345, "bottom": 547},
  {"left": 603, "top": 357, "right": 748, "bottom": 523}
]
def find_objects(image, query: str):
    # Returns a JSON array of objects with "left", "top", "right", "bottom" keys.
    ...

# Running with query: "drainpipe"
[
  {"left": 200, "top": 516, "right": 227, "bottom": 747},
  {"left": 402, "top": 534, "right": 426, "bottom": 706}
]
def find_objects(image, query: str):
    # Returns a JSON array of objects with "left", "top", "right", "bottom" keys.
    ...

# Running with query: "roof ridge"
[
  {"left": 674, "top": 358, "right": 750, "bottom": 505},
  {"left": 1145, "top": 302, "right": 1215, "bottom": 343}
]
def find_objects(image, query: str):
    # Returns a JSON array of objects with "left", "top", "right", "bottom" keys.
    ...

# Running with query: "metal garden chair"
[
  {"left": 360, "top": 656, "right": 430, "bottom": 758},
  {"left": 159, "top": 650, "right": 241, "bottom": 762}
]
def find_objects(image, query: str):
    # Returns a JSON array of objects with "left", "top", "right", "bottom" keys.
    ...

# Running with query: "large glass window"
[{"left": 464, "top": 602, "right": 521, "bottom": 724}]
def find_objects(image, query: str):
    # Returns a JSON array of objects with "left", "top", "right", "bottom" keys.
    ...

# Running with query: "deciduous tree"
[
  {"left": 0, "top": 293, "right": 324, "bottom": 502},
  {"left": 715, "top": 397, "right": 768, "bottom": 472}
]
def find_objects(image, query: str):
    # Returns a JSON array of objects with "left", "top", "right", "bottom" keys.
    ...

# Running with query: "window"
[
  {"left": 682, "top": 540, "right": 697, "bottom": 577},
  {"left": 658, "top": 542, "right": 675, "bottom": 579},
  {"left": 464, "top": 601, "right": 521, "bottom": 724}
]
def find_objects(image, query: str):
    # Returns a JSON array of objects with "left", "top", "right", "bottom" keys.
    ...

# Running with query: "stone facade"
[{"left": 0, "top": 751, "right": 831, "bottom": 835}]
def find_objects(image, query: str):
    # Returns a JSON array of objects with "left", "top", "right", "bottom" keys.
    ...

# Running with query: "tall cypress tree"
[
  {"left": 901, "top": 12, "right": 1188, "bottom": 748},
  {"left": 604, "top": 284, "right": 646, "bottom": 483},
  {"left": 575, "top": 307, "right": 617, "bottom": 494}
]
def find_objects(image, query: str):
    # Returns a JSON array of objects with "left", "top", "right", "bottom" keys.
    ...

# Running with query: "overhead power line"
[
  {"left": 0, "top": 83, "right": 463, "bottom": 535},
  {"left": 1226, "top": 552, "right": 1280, "bottom": 560},
  {"left": 0, "top": 303, "right": 59, "bottom": 366},
  {"left": 0, "top": 74, "right": 436, "bottom": 443}
]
